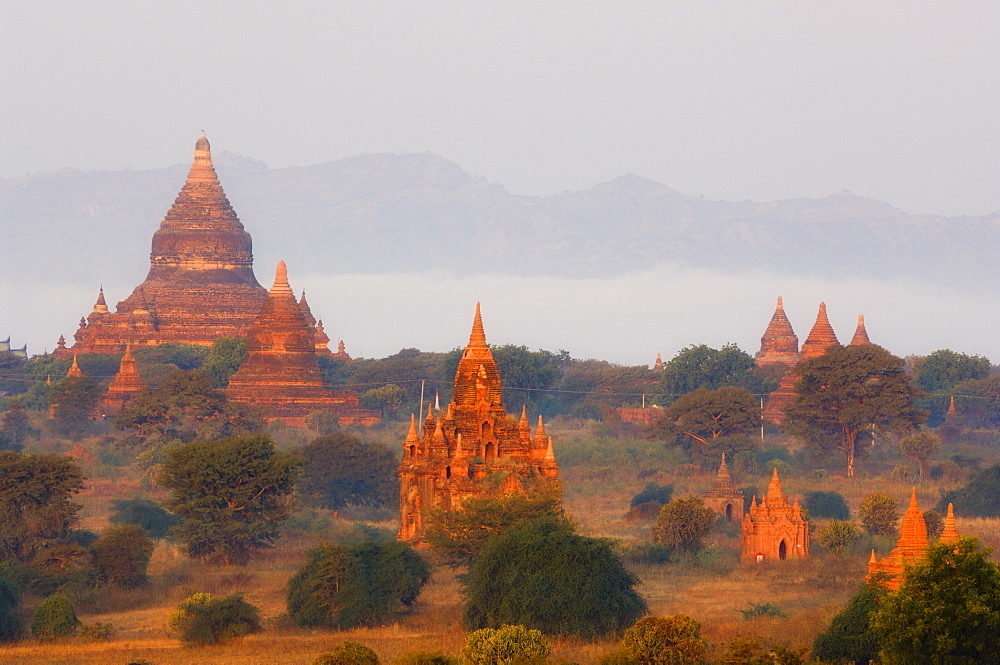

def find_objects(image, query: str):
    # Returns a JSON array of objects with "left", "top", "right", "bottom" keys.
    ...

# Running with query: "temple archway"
[
  {"left": 725, "top": 504, "right": 733, "bottom": 521},
  {"left": 778, "top": 540, "right": 787, "bottom": 560}
]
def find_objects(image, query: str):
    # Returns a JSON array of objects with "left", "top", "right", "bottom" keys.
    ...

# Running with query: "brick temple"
[
  {"left": 867, "top": 490, "right": 959, "bottom": 590},
  {"left": 97, "top": 344, "right": 145, "bottom": 417},
  {"left": 741, "top": 469, "right": 809, "bottom": 561},
  {"left": 56, "top": 135, "right": 271, "bottom": 356},
  {"left": 224, "top": 261, "right": 378, "bottom": 427},
  {"left": 703, "top": 453, "right": 744, "bottom": 522},
  {"left": 398, "top": 303, "right": 560, "bottom": 542}
]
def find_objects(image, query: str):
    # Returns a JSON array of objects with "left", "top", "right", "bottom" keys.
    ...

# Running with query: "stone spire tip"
[{"left": 468, "top": 302, "right": 487, "bottom": 348}]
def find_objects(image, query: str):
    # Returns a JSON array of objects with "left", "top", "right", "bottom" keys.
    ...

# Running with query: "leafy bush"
[
  {"left": 109, "top": 498, "right": 181, "bottom": 538},
  {"left": 464, "top": 517, "right": 646, "bottom": 639},
  {"left": 803, "top": 490, "right": 850, "bottom": 520},
  {"left": 0, "top": 566, "right": 22, "bottom": 643},
  {"left": 394, "top": 650, "right": 457, "bottom": 665},
  {"left": 937, "top": 465, "right": 1000, "bottom": 516},
  {"left": 624, "top": 543, "right": 673, "bottom": 565},
  {"left": 763, "top": 459, "right": 792, "bottom": 477},
  {"left": 923, "top": 510, "right": 944, "bottom": 541},
  {"left": 168, "top": 592, "right": 261, "bottom": 645},
  {"left": 858, "top": 493, "right": 899, "bottom": 537},
  {"left": 719, "top": 635, "right": 807, "bottom": 664},
  {"left": 815, "top": 521, "right": 860, "bottom": 555},
  {"left": 31, "top": 593, "right": 80, "bottom": 640},
  {"left": 653, "top": 496, "right": 715, "bottom": 552},
  {"left": 630, "top": 482, "right": 674, "bottom": 508},
  {"left": 812, "top": 581, "right": 887, "bottom": 665},
  {"left": 91, "top": 524, "right": 155, "bottom": 587},
  {"left": 297, "top": 432, "right": 398, "bottom": 510},
  {"left": 731, "top": 450, "right": 759, "bottom": 476},
  {"left": 737, "top": 602, "right": 785, "bottom": 619},
  {"left": 313, "top": 641, "right": 380, "bottom": 665},
  {"left": 288, "top": 541, "right": 430, "bottom": 629},
  {"left": 462, "top": 625, "right": 551, "bottom": 665},
  {"left": 618, "top": 615, "right": 708, "bottom": 664}
]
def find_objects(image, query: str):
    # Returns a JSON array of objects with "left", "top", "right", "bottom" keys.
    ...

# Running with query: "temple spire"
[
  {"left": 940, "top": 503, "right": 959, "bottom": 543},
  {"left": 67, "top": 355, "right": 83, "bottom": 378},
  {"left": 405, "top": 414, "right": 420, "bottom": 445},
  {"left": 468, "top": 302, "right": 488, "bottom": 348},
  {"left": 92, "top": 287, "right": 109, "bottom": 313},
  {"left": 765, "top": 468, "right": 785, "bottom": 504},
  {"left": 800, "top": 301, "right": 840, "bottom": 360},
  {"left": 271, "top": 261, "right": 293, "bottom": 295},
  {"left": 849, "top": 313, "right": 871, "bottom": 346},
  {"left": 758, "top": 295, "right": 799, "bottom": 366}
]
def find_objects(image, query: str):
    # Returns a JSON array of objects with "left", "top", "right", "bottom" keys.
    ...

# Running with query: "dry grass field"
[{"left": 3, "top": 421, "right": 1000, "bottom": 664}]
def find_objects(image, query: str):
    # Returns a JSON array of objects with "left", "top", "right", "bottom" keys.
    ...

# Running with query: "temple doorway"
[{"left": 778, "top": 540, "right": 787, "bottom": 560}]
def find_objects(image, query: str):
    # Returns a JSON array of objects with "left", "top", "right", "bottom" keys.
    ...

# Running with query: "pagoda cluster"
[
  {"left": 52, "top": 136, "right": 370, "bottom": 426},
  {"left": 398, "top": 304, "right": 559, "bottom": 542},
  {"left": 758, "top": 297, "right": 872, "bottom": 423}
]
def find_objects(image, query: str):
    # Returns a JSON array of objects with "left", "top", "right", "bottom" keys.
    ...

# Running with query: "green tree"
[
  {"left": 49, "top": 376, "right": 104, "bottom": 438},
  {"left": 358, "top": 384, "right": 406, "bottom": 419},
  {"left": 923, "top": 510, "right": 944, "bottom": 541},
  {"left": 168, "top": 592, "right": 261, "bottom": 645},
  {"left": 0, "top": 350, "right": 29, "bottom": 395},
  {"left": 313, "top": 641, "right": 381, "bottom": 665},
  {"left": 109, "top": 498, "right": 181, "bottom": 538},
  {"left": 653, "top": 496, "right": 716, "bottom": 552},
  {"left": 115, "top": 369, "right": 265, "bottom": 447},
  {"left": 659, "top": 344, "right": 757, "bottom": 402},
  {"left": 815, "top": 520, "right": 859, "bottom": 555},
  {"left": 899, "top": 431, "right": 939, "bottom": 479},
  {"left": 287, "top": 541, "right": 430, "bottom": 629},
  {"left": 424, "top": 488, "right": 566, "bottom": 568},
  {"left": 949, "top": 374, "right": 1000, "bottom": 429},
  {"left": 858, "top": 493, "right": 899, "bottom": 537},
  {"left": 462, "top": 625, "right": 552, "bottom": 665},
  {"left": 912, "top": 349, "right": 991, "bottom": 393},
  {"left": 463, "top": 517, "right": 646, "bottom": 638},
  {"left": 346, "top": 348, "right": 454, "bottom": 410},
  {"left": 618, "top": 615, "right": 708, "bottom": 664},
  {"left": 201, "top": 337, "right": 247, "bottom": 388},
  {"left": 91, "top": 524, "right": 155, "bottom": 587},
  {"left": 937, "top": 464, "right": 1000, "bottom": 516},
  {"left": 718, "top": 635, "right": 807, "bottom": 664},
  {"left": 549, "top": 358, "right": 658, "bottom": 419},
  {"left": 31, "top": 593, "right": 80, "bottom": 640},
  {"left": 0, "top": 400, "right": 32, "bottom": 451},
  {"left": 297, "top": 432, "right": 398, "bottom": 511},
  {"left": 649, "top": 386, "right": 760, "bottom": 457},
  {"left": 0, "top": 452, "right": 84, "bottom": 563},
  {"left": 157, "top": 435, "right": 302, "bottom": 565},
  {"left": 812, "top": 581, "right": 887, "bottom": 665},
  {"left": 133, "top": 342, "right": 209, "bottom": 371},
  {"left": 782, "top": 344, "right": 923, "bottom": 477},
  {"left": 0, "top": 566, "right": 22, "bottom": 643},
  {"left": 873, "top": 537, "right": 1000, "bottom": 664},
  {"left": 803, "top": 490, "right": 850, "bottom": 520}
]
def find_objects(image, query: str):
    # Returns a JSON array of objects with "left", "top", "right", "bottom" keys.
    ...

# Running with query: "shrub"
[
  {"left": 625, "top": 543, "right": 673, "bottom": 565},
  {"left": 812, "top": 581, "right": 887, "bottom": 664},
  {"left": 91, "top": 524, "right": 155, "bottom": 587},
  {"left": 0, "top": 567, "right": 21, "bottom": 643},
  {"left": 394, "top": 650, "right": 456, "bottom": 665},
  {"left": 618, "top": 615, "right": 708, "bottom": 664},
  {"left": 168, "top": 592, "right": 261, "bottom": 645},
  {"left": 937, "top": 465, "right": 1000, "bottom": 516},
  {"left": 763, "top": 459, "right": 792, "bottom": 477},
  {"left": 858, "top": 493, "right": 899, "bottom": 537},
  {"left": 313, "top": 641, "right": 380, "bottom": 665},
  {"left": 463, "top": 517, "right": 646, "bottom": 639},
  {"left": 737, "top": 602, "right": 785, "bottom": 620},
  {"left": 462, "top": 625, "right": 551, "bottom": 665},
  {"left": 719, "top": 635, "right": 807, "bottom": 664},
  {"left": 731, "top": 450, "right": 759, "bottom": 476},
  {"left": 109, "top": 498, "right": 181, "bottom": 538},
  {"left": 31, "top": 593, "right": 80, "bottom": 640},
  {"left": 923, "top": 510, "right": 944, "bottom": 541},
  {"left": 803, "top": 490, "right": 850, "bottom": 520},
  {"left": 630, "top": 482, "right": 674, "bottom": 508},
  {"left": 653, "top": 497, "right": 715, "bottom": 552},
  {"left": 288, "top": 541, "right": 430, "bottom": 629},
  {"left": 815, "top": 520, "right": 860, "bottom": 555}
]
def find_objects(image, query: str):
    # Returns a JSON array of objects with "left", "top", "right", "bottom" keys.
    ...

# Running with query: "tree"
[
  {"left": 168, "top": 592, "right": 261, "bottom": 645},
  {"left": 31, "top": 594, "right": 80, "bottom": 639},
  {"left": 815, "top": 520, "right": 859, "bottom": 555},
  {"left": 923, "top": 510, "right": 944, "bottom": 541},
  {"left": 358, "top": 384, "right": 406, "bottom": 419},
  {"left": 0, "top": 452, "right": 84, "bottom": 563},
  {"left": 297, "top": 432, "right": 397, "bottom": 511},
  {"left": 157, "top": 435, "right": 302, "bottom": 565},
  {"left": 858, "top": 493, "right": 899, "bottom": 537},
  {"left": 464, "top": 517, "right": 646, "bottom": 639},
  {"left": 873, "top": 537, "right": 1000, "bottom": 664},
  {"left": 424, "top": 488, "right": 567, "bottom": 568},
  {"left": 782, "top": 344, "right": 923, "bottom": 477},
  {"left": 109, "top": 498, "right": 181, "bottom": 538},
  {"left": 313, "top": 641, "right": 381, "bottom": 665},
  {"left": 115, "top": 369, "right": 265, "bottom": 446},
  {"left": 812, "top": 581, "right": 887, "bottom": 665},
  {"left": 287, "top": 541, "right": 430, "bottom": 629},
  {"left": 0, "top": 566, "right": 22, "bottom": 643},
  {"left": 462, "top": 625, "right": 552, "bottom": 665},
  {"left": 719, "top": 635, "right": 807, "bottom": 664},
  {"left": 803, "top": 490, "right": 850, "bottom": 520},
  {"left": 899, "top": 432, "right": 939, "bottom": 479},
  {"left": 649, "top": 386, "right": 760, "bottom": 457},
  {"left": 659, "top": 344, "right": 757, "bottom": 402},
  {"left": 0, "top": 400, "right": 32, "bottom": 451},
  {"left": 49, "top": 376, "right": 104, "bottom": 438},
  {"left": 91, "top": 524, "right": 155, "bottom": 587},
  {"left": 133, "top": 342, "right": 209, "bottom": 371},
  {"left": 912, "top": 349, "right": 991, "bottom": 393},
  {"left": 201, "top": 337, "right": 247, "bottom": 388},
  {"left": 653, "top": 496, "right": 716, "bottom": 552},
  {"left": 617, "top": 615, "right": 708, "bottom": 665}
]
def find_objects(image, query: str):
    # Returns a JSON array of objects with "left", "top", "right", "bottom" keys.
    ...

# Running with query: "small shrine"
[
  {"left": 703, "top": 453, "right": 743, "bottom": 522},
  {"left": 98, "top": 344, "right": 146, "bottom": 417},
  {"left": 741, "top": 469, "right": 809, "bottom": 561}
]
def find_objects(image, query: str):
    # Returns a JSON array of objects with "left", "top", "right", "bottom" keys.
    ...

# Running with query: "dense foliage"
[
  {"left": 463, "top": 517, "right": 646, "bottom": 638},
  {"left": 815, "top": 520, "right": 859, "bottom": 555},
  {"left": 108, "top": 498, "right": 181, "bottom": 538},
  {"left": 649, "top": 386, "right": 760, "bottom": 459},
  {"left": 803, "top": 490, "right": 850, "bottom": 520},
  {"left": 615, "top": 615, "right": 708, "bottom": 665},
  {"left": 168, "top": 592, "right": 261, "bottom": 645},
  {"left": 49, "top": 376, "right": 104, "bottom": 438},
  {"left": 658, "top": 343, "right": 760, "bottom": 402},
  {"left": 313, "top": 641, "right": 381, "bottom": 665},
  {"left": 937, "top": 464, "right": 1000, "bottom": 516},
  {"left": 287, "top": 541, "right": 430, "bottom": 629},
  {"left": 462, "top": 625, "right": 552, "bottom": 665},
  {"left": 0, "top": 567, "right": 22, "bottom": 643},
  {"left": 297, "top": 432, "right": 397, "bottom": 510},
  {"left": 158, "top": 435, "right": 302, "bottom": 565},
  {"left": 31, "top": 593, "right": 80, "bottom": 640},
  {"left": 813, "top": 581, "right": 887, "bottom": 665},
  {"left": 653, "top": 496, "right": 716, "bottom": 552},
  {"left": 91, "top": 524, "right": 155, "bottom": 587},
  {"left": 858, "top": 494, "right": 899, "bottom": 537},
  {"left": 911, "top": 349, "right": 991, "bottom": 393}
]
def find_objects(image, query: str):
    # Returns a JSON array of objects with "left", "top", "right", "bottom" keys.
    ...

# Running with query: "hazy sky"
[{"left": 4, "top": 1, "right": 1000, "bottom": 216}]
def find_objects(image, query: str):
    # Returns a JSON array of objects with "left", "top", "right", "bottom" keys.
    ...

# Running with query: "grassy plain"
[{"left": 3, "top": 420, "right": 999, "bottom": 664}]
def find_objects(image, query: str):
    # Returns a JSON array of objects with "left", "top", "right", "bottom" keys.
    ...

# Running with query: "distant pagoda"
[
  {"left": 98, "top": 344, "right": 145, "bottom": 417},
  {"left": 55, "top": 135, "right": 269, "bottom": 356},
  {"left": 398, "top": 303, "right": 559, "bottom": 542},
  {"left": 741, "top": 469, "right": 809, "bottom": 561},
  {"left": 703, "top": 453, "right": 744, "bottom": 522},
  {"left": 223, "top": 261, "right": 378, "bottom": 427}
]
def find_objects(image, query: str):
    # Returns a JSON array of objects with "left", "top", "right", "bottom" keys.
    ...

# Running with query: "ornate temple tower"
[
  {"left": 703, "top": 453, "right": 744, "bottom": 522},
  {"left": 56, "top": 135, "right": 269, "bottom": 356},
  {"left": 741, "top": 469, "right": 809, "bottom": 561},
  {"left": 849, "top": 314, "right": 871, "bottom": 346},
  {"left": 398, "top": 303, "right": 560, "bottom": 543},
  {"left": 866, "top": 489, "right": 953, "bottom": 590},
  {"left": 757, "top": 297, "right": 800, "bottom": 368},
  {"left": 223, "top": 261, "right": 378, "bottom": 427},
  {"left": 98, "top": 344, "right": 145, "bottom": 417}
]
